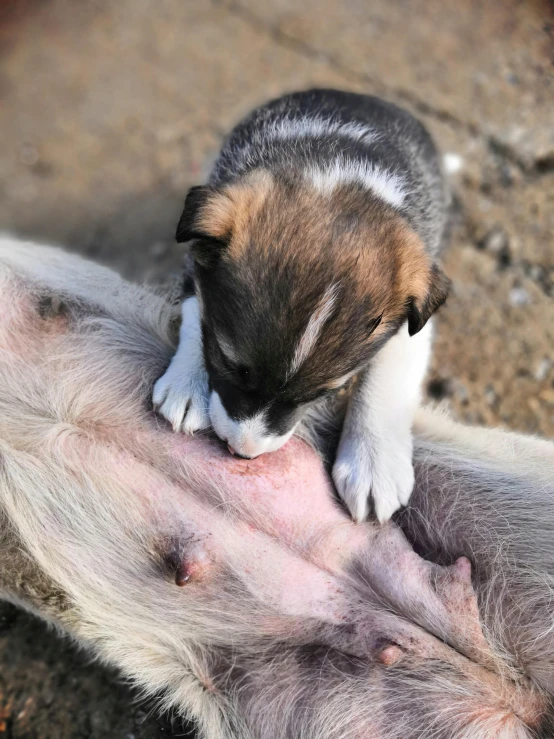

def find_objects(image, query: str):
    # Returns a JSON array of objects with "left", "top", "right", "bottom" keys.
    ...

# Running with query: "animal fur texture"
[{"left": 0, "top": 235, "right": 553, "bottom": 739}]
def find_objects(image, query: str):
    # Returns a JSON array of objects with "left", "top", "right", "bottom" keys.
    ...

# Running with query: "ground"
[{"left": 0, "top": 0, "right": 552, "bottom": 736}]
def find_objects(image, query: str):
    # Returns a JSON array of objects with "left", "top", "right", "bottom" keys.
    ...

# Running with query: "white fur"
[
  {"left": 209, "top": 391, "right": 295, "bottom": 458},
  {"left": 152, "top": 297, "right": 210, "bottom": 433},
  {"left": 266, "top": 116, "right": 376, "bottom": 146},
  {"left": 234, "top": 116, "right": 377, "bottom": 173},
  {"left": 333, "top": 321, "right": 432, "bottom": 523},
  {"left": 290, "top": 283, "right": 339, "bottom": 375},
  {"left": 307, "top": 157, "right": 407, "bottom": 208}
]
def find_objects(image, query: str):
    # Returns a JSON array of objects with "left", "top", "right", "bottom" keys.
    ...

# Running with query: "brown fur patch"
[
  {"left": 188, "top": 169, "right": 451, "bottom": 400},
  {"left": 196, "top": 170, "right": 275, "bottom": 242},
  {"left": 200, "top": 171, "right": 433, "bottom": 324}
]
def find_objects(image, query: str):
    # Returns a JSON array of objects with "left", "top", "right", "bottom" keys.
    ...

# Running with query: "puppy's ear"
[
  {"left": 176, "top": 186, "right": 211, "bottom": 242},
  {"left": 176, "top": 186, "right": 228, "bottom": 269},
  {"left": 407, "top": 264, "right": 451, "bottom": 336}
]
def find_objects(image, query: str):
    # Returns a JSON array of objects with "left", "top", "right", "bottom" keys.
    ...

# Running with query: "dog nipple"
[
  {"left": 377, "top": 645, "right": 403, "bottom": 666},
  {"left": 175, "top": 562, "right": 193, "bottom": 586}
]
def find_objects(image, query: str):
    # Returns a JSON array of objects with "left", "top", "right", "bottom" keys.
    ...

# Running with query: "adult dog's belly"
[{"left": 0, "top": 240, "right": 547, "bottom": 738}]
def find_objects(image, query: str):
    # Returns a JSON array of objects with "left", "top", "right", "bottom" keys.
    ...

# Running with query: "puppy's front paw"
[
  {"left": 332, "top": 432, "right": 414, "bottom": 524},
  {"left": 153, "top": 361, "right": 210, "bottom": 434}
]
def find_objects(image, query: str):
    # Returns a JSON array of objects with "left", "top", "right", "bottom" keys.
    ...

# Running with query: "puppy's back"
[{"left": 210, "top": 89, "right": 449, "bottom": 255}]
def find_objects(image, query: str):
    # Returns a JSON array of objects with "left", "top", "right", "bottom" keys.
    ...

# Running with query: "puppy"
[{"left": 153, "top": 89, "right": 451, "bottom": 522}]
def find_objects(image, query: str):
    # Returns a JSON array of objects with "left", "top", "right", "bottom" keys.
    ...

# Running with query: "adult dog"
[{"left": 0, "top": 236, "right": 552, "bottom": 738}]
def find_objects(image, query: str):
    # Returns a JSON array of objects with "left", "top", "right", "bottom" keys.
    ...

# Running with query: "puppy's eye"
[
  {"left": 367, "top": 313, "right": 383, "bottom": 335},
  {"left": 219, "top": 354, "right": 254, "bottom": 390},
  {"left": 237, "top": 365, "right": 250, "bottom": 383}
]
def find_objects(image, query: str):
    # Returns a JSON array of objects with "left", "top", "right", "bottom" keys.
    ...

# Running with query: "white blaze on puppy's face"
[
  {"left": 209, "top": 391, "right": 296, "bottom": 459},
  {"left": 290, "top": 282, "right": 340, "bottom": 375}
]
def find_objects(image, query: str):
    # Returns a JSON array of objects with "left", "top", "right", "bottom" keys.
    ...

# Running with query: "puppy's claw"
[
  {"left": 332, "top": 458, "right": 371, "bottom": 523},
  {"left": 333, "top": 433, "right": 415, "bottom": 524},
  {"left": 153, "top": 369, "right": 210, "bottom": 435},
  {"left": 374, "top": 488, "right": 405, "bottom": 526},
  {"left": 182, "top": 403, "right": 210, "bottom": 435}
]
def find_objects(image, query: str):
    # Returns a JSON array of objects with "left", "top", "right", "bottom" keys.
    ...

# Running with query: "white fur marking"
[
  {"left": 209, "top": 392, "right": 296, "bottom": 458},
  {"left": 267, "top": 116, "right": 376, "bottom": 146},
  {"left": 307, "top": 157, "right": 407, "bottom": 208},
  {"left": 233, "top": 116, "right": 377, "bottom": 172},
  {"left": 291, "top": 283, "right": 339, "bottom": 375}
]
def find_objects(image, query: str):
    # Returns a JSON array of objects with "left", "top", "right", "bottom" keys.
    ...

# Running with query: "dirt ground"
[{"left": 0, "top": 0, "right": 553, "bottom": 736}]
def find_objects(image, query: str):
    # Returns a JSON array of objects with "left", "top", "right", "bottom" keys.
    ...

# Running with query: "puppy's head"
[{"left": 177, "top": 170, "right": 450, "bottom": 458}]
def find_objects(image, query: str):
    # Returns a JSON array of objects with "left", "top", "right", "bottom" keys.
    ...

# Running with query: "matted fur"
[{"left": 0, "top": 236, "right": 553, "bottom": 738}]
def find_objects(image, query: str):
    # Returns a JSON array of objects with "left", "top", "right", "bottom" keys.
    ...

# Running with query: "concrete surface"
[{"left": 0, "top": 0, "right": 552, "bottom": 735}]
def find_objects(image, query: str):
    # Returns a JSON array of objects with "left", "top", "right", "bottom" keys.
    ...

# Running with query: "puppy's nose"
[{"left": 227, "top": 443, "right": 252, "bottom": 460}]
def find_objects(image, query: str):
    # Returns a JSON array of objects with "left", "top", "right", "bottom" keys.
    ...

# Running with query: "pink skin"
[
  {"left": 138, "top": 426, "right": 543, "bottom": 725},
  {"left": 167, "top": 433, "right": 370, "bottom": 573},
  {"left": 160, "top": 433, "right": 492, "bottom": 664},
  {"left": 70, "top": 437, "right": 354, "bottom": 630}
]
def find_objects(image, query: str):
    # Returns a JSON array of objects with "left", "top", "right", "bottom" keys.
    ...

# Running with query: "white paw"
[
  {"left": 332, "top": 431, "right": 414, "bottom": 524},
  {"left": 153, "top": 361, "right": 210, "bottom": 434}
]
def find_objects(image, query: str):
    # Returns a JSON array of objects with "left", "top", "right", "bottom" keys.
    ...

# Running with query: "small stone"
[
  {"left": 427, "top": 377, "right": 451, "bottom": 400},
  {"left": 478, "top": 197, "right": 493, "bottom": 213},
  {"left": 443, "top": 153, "right": 463, "bottom": 175},
  {"left": 528, "top": 397, "right": 541, "bottom": 414},
  {"left": 509, "top": 287, "right": 531, "bottom": 306},
  {"left": 499, "top": 162, "right": 515, "bottom": 187},
  {"left": 484, "top": 385, "right": 496, "bottom": 405},
  {"left": 535, "top": 358, "right": 551, "bottom": 382},
  {"left": 454, "top": 382, "right": 469, "bottom": 404},
  {"left": 480, "top": 226, "right": 510, "bottom": 256},
  {"left": 529, "top": 264, "right": 544, "bottom": 282},
  {"left": 539, "top": 389, "right": 554, "bottom": 405}
]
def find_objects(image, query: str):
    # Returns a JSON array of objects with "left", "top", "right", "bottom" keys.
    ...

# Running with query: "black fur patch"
[
  {"left": 406, "top": 264, "right": 451, "bottom": 336},
  {"left": 175, "top": 186, "right": 211, "bottom": 242}
]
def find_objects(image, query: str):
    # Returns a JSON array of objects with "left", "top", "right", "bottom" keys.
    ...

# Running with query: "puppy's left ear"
[
  {"left": 407, "top": 264, "right": 451, "bottom": 336},
  {"left": 176, "top": 186, "right": 229, "bottom": 269},
  {"left": 175, "top": 186, "right": 212, "bottom": 243}
]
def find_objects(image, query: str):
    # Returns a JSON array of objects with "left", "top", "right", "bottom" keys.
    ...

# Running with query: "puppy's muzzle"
[{"left": 227, "top": 443, "right": 254, "bottom": 460}]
